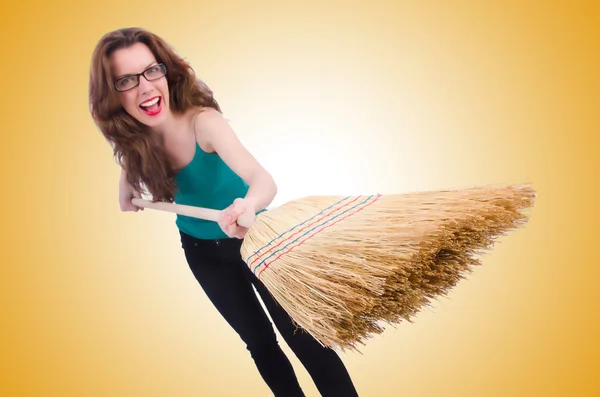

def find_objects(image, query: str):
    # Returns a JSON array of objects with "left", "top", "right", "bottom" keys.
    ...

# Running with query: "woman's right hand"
[{"left": 119, "top": 169, "right": 143, "bottom": 212}]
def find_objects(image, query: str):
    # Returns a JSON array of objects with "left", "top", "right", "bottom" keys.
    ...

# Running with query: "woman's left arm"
[{"left": 195, "top": 108, "right": 278, "bottom": 213}]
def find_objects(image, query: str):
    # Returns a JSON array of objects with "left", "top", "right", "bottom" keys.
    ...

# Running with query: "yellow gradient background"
[{"left": 1, "top": 1, "right": 598, "bottom": 396}]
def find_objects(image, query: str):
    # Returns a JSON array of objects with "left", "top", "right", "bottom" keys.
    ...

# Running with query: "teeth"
[{"left": 140, "top": 97, "right": 160, "bottom": 107}]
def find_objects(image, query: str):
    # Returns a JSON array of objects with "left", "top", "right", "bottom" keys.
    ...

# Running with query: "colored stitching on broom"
[
  {"left": 247, "top": 196, "right": 351, "bottom": 262},
  {"left": 256, "top": 194, "right": 381, "bottom": 278},
  {"left": 246, "top": 196, "right": 353, "bottom": 263},
  {"left": 254, "top": 194, "right": 381, "bottom": 277},
  {"left": 249, "top": 195, "right": 362, "bottom": 272},
  {"left": 248, "top": 196, "right": 359, "bottom": 264}
]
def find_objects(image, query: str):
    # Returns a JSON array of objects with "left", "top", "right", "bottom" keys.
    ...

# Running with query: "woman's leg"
[
  {"left": 236, "top": 242, "right": 360, "bottom": 396},
  {"left": 180, "top": 232, "right": 305, "bottom": 397}
]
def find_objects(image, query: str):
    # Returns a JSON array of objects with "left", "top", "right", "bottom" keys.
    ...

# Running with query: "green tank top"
[{"left": 174, "top": 141, "right": 250, "bottom": 240}]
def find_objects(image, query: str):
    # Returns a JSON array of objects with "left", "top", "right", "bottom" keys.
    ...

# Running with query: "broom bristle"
[{"left": 240, "top": 183, "right": 536, "bottom": 351}]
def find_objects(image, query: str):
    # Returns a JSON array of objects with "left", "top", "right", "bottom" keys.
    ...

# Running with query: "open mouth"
[{"left": 139, "top": 97, "right": 162, "bottom": 116}]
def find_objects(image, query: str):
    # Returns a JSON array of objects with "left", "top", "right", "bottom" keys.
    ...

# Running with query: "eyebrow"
[{"left": 115, "top": 62, "right": 157, "bottom": 80}]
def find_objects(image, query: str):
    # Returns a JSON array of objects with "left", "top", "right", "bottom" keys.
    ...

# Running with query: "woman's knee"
[{"left": 244, "top": 331, "right": 282, "bottom": 359}]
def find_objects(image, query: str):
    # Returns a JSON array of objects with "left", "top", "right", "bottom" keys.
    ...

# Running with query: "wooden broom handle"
[{"left": 130, "top": 198, "right": 255, "bottom": 228}]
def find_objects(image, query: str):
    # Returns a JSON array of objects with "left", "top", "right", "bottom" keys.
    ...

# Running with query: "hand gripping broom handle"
[{"left": 130, "top": 198, "right": 255, "bottom": 228}]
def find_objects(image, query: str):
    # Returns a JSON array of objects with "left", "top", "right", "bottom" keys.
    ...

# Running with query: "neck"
[{"left": 149, "top": 110, "right": 180, "bottom": 136}]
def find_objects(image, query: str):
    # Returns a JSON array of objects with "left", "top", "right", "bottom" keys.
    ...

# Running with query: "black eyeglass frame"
[{"left": 113, "top": 63, "right": 167, "bottom": 92}]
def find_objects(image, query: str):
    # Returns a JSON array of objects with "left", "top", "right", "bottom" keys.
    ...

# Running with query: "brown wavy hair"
[{"left": 89, "top": 27, "right": 221, "bottom": 202}]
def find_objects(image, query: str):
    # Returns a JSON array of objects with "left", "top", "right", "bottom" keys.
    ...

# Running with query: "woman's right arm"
[{"left": 119, "top": 167, "right": 143, "bottom": 212}]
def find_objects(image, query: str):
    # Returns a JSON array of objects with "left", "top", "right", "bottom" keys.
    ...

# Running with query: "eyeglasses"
[{"left": 114, "top": 63, "right": 167, "bottom": 92}]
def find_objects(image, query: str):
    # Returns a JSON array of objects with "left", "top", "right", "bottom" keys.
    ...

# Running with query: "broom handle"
[{"left": 130, "top": 198, "right": 255, "bottom": 228}]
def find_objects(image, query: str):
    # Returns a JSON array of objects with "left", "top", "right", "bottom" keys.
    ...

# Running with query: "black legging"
[{"left": 180, "top": 231, "right": 359, "bottom": 397}]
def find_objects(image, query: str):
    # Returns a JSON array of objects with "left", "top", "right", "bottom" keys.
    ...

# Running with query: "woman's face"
[{"left": 110, "top": 42, "right": 170, "bottom": 128}]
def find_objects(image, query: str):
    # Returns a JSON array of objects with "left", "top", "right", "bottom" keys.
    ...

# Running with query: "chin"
[
  {"left": 132, "top": 106, "right": 170, "bottom": 128},
  {"left": 140, "top": 113, "right": 168, "bottom": 127}
]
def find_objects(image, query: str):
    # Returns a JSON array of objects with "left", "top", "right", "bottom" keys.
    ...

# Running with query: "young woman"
[{"left": 88, "top": 27, "right": 359, "bottom": 397}]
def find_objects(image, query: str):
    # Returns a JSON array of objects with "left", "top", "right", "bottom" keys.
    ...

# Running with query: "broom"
[{"left": 132, "top": 183, "right": 536, "bottom": 351}]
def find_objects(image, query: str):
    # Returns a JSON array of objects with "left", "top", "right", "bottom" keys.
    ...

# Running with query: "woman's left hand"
[{"left": 218, "top": 198, "right": 255, "bottom": 239}]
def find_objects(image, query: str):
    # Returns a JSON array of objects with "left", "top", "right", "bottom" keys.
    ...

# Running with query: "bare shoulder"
[{"left": 193, "top": 107, "right": 232, "bottom": 153}]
